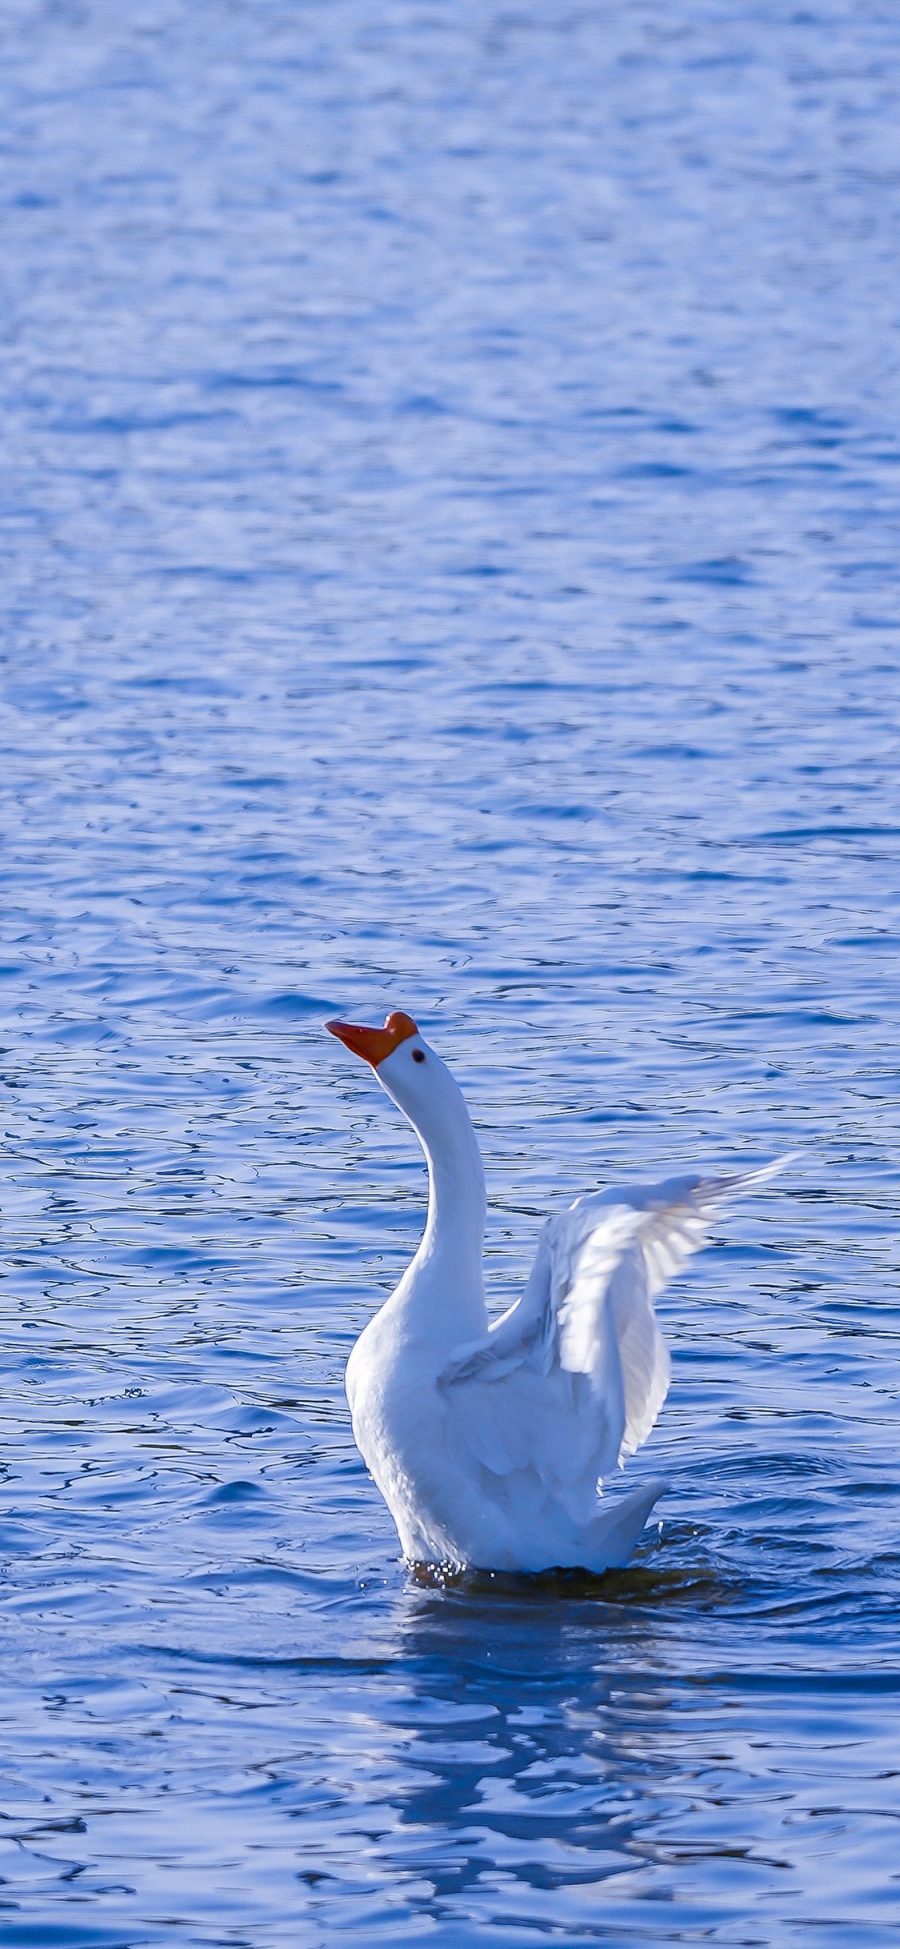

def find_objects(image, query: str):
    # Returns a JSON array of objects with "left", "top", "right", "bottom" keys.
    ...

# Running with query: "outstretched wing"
[{"left": 438, "top": 1159, "right": 789, "bottom": 1524}]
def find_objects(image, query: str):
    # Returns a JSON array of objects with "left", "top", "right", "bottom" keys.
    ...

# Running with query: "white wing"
[{"left": 438, "top": 1158, "right": 789, "bottom": 1525}]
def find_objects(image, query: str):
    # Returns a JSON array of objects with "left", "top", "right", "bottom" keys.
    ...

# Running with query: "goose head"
[{"left": 326, "top": 1011, "right": 478, "bottom": 1166}]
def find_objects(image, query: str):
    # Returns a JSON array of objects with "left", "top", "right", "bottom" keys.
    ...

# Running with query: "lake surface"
[{"left": 1, "top": 1, "right": 899, "bottom": 1943}]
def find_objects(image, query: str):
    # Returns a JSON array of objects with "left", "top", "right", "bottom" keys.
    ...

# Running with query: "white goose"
[{"left": 328, "top": 1010, "right": 786, "bottom": 1575}]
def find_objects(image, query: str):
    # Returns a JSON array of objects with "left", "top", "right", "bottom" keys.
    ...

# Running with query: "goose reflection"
[{"left": 362, "top": 1561, "right": 682, "bottom": 1923}]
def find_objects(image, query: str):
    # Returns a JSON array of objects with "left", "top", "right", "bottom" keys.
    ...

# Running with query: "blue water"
[{"left": 1, "top": 1, "right": 899, "bottom": 1943}]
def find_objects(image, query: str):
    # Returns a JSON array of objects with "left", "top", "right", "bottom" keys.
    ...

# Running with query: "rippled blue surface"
[{"left": 2, "top": 2, "right": 900, "bottom": 1943}]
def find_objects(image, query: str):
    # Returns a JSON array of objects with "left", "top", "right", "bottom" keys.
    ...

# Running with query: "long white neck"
[
  {"left": 382, "top": 1058, "right": 488, "bottom": 1342},
  {"left": 420, "top": 1106, "right": 487, "bottom": 1288}
]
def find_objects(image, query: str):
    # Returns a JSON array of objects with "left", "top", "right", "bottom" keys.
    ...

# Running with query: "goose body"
[{"left": 328, "top": 1011, "right": 785, "bottom": 1575}]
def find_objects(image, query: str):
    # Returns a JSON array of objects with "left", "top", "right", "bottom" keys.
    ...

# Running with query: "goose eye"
[{"left": 412, "top": 1049, "right": 426, "bottom": 1064}]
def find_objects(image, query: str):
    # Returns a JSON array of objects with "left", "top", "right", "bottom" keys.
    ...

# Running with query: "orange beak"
[{"left": 326, "top": 1010, "right": 419, "bottom": 1068}]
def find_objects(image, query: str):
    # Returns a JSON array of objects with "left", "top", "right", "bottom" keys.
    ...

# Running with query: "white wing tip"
[{"left": 716, "top": 1152, "right": 798, "bottom": 1194}]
